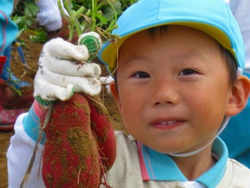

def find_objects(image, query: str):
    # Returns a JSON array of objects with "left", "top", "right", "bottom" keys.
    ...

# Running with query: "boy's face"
[{"left": 112, "top": 26, "right": 235, "bottom": 154}]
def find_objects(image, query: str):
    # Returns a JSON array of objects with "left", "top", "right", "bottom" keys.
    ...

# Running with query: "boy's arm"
[
  {"left": 7, "top": 34, "right": 105, "bottom": 187},
  {"left": 7, "top": 104, "right": 46, "bottom": 188}
]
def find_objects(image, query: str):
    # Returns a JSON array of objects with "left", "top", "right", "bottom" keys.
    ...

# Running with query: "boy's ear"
[{"left": 226, "top": 75, "right": 250, "bottom": 116}]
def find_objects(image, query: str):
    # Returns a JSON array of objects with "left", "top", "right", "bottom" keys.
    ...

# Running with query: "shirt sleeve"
[{"left": 6, "top": 113, "right": 46, "bottom": 188}]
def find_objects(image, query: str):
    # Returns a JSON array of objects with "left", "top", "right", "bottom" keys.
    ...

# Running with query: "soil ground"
[{"left": 0, "top": 31, "right": 123, "bottom": 188}]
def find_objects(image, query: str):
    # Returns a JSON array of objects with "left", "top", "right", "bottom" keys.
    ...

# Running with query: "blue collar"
[{"left": 137, "top": 137, "right": 228, "bottom": 188}]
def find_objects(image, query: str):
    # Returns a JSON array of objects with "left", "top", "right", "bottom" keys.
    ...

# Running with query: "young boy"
[{"left": 7, "top": 0, "right": 250, "bottom": 187}]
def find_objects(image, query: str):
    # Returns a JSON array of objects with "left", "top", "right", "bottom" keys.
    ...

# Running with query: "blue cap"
[{"left": 98, "top": 0, "right": 245, "bottom": 74}]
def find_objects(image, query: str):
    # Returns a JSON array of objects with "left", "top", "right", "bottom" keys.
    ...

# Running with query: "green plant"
[
  {"left": 60, "top": 0, "right": 137, "bottom": 42},
  {"left": 12, "top": 0, "right": 48, "bottom": 43},
  {"left": 12, "top": 0, "right": 138, "bottom": 43}
]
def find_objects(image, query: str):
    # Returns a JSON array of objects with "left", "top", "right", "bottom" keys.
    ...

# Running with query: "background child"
[
  {"left": 7, "top": 0, "right": 250, "bottom": 187},
  {"left": 0, "top": 0, "right": 25, "bottom": 131},
  {"left": 0, "top": 0, "right": 68, "bottom": 131}
]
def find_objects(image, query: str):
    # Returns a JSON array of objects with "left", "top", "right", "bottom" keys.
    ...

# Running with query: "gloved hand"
[
  {"left": 36, "top": 0, "right": 68, "bottom": 32},
  {"left": 34, "top": 37, "right": 102, "bottom": 106}
]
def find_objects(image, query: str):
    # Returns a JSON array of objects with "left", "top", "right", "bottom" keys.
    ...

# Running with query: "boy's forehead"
[
  {"left": 121, "top": 25, "right": 220, "bottom": 48},
  {"left": 120, "top": 25, "right": 222, "bottom": 57}
]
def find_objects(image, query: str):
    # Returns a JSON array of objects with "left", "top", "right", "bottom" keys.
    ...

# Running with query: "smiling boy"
[
  {"left": 99, "top": 25, "right": 250, "bottom": 187},
  {"left": 7, "top": 0, "right": 250, "bottom": 187},
  {"left": 98, "top": 0, "right": 250, "bottom": 187}
]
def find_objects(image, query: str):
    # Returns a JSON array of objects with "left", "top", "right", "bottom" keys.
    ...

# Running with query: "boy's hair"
[
  {"left": 98, "top": 0, "right": 245, "bottom": 76},
  {"left": 222, "top": 47, "right": 238, "bottom": 86}
]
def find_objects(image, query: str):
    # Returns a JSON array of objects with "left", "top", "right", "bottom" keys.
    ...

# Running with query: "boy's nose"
[{"left": 150, "top": 81, "right": 179, "bottom": 106}]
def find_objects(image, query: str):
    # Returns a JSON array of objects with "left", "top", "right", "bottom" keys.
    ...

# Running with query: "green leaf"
[
  {"left": 24, "top": 0, "right": 38, "bottom": 17},
  {"left": 29, "top": 30, "right": 48, "bottom": 43},
  {"left": 95, "top": 11, "right": 108, "bottom": 24}
]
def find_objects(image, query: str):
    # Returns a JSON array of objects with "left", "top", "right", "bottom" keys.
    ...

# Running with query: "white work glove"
[
  {"left": 99, "top": 76, "right": 114, "bottom": 95},
  {"left": 36, "top": 0, "right": 68, "bottom": 31},
  {"left": 34, "top": 37, "right": 102, "bottom": 106}
]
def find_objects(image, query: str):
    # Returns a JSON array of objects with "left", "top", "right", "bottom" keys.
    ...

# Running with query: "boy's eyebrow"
[
  {"left": 175, "top": 52, "right": 205, "bottom": 59},
  {"left": 121, "top": 55, "right": 149, "bottom": 64},
  {"left": 171, "top": 52, "right": 212, "bottom": 66},
  {"left": 123, "top": 51, "right": 207, "bottom": 63}
]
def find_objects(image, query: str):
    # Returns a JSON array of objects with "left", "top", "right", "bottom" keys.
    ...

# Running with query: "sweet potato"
[
  {"left": 41, "top": 93, "right": 116, "bottom": 188},
  {"left": 86, "top": 96, "right": 116, "bottom": 172},
  {"left": 42, "top": 94, "right": 101, "bottom": 188}
]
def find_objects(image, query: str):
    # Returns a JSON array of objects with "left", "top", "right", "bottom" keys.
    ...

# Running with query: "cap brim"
[{"left": 99, "top": 22, "right": 234, "bottom": 74}]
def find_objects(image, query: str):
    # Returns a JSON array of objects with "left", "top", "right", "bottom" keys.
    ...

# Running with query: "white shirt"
[{"left": 7, "top": 114, "right": 250, "bottom": 188}]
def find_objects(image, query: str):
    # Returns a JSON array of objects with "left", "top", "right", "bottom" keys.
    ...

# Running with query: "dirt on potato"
[{"left": 0, "top": 31, "right": 124, "bottom": 188}]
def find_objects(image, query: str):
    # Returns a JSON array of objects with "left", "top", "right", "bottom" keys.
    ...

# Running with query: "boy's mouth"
[
  {"left": 157, "top": 121, "right": 178, "bottom": 125},
  {"left": 150, "top": 119, "right": 184, "bottom": 130}
]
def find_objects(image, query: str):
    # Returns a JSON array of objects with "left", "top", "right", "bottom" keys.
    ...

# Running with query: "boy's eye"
[
  {"left": 132, "top": 71, "right": 150, "bottom": 78},
  {"left": 179, "top": 69, "right": 198, "bottom": 76}
]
